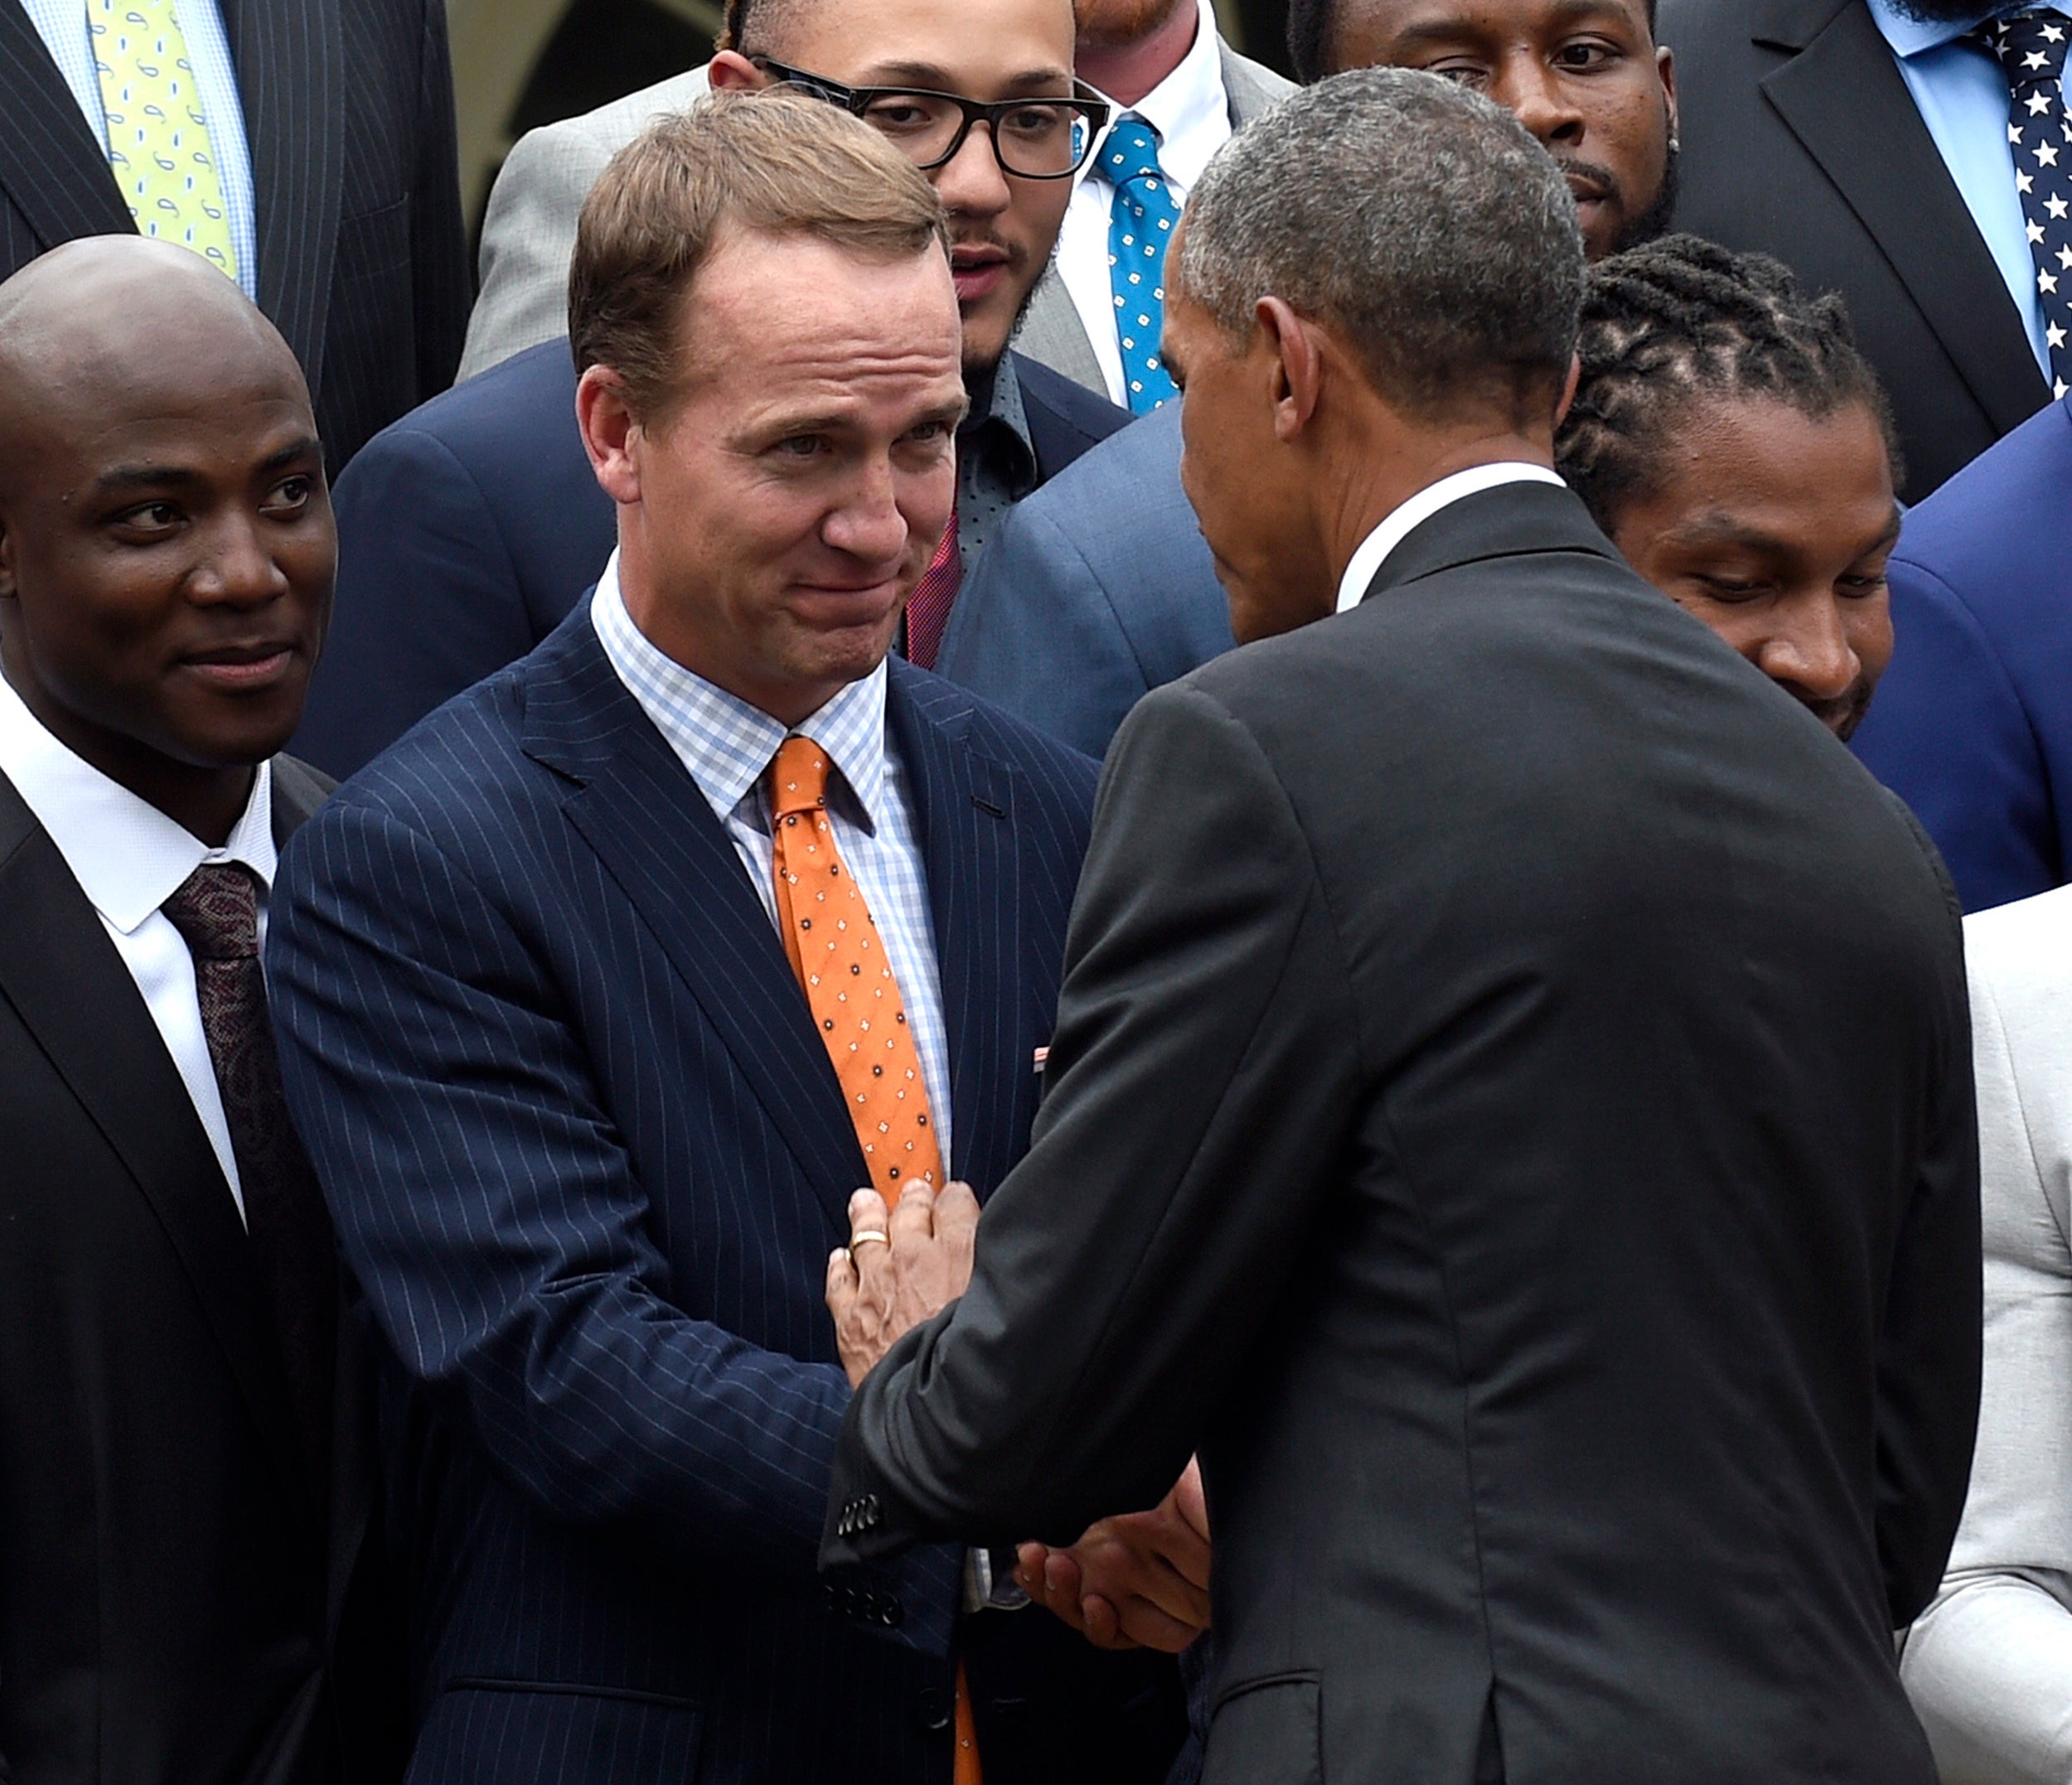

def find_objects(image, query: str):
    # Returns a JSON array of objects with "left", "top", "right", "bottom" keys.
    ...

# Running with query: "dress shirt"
[
  {"left": 956, "top": 354, "right": 1038, "bottom": 576},
  {"left": 1866, "top": 0, "right": 2070, "bottom": 381},
  {"left": 0, "top": 670, "right": 271, "bottom": 1213},
  {"left": 591, "top": 557, "right": 954, "bottom": 1154},
  {"left": 1335, "top": 462, "right": 1567, "bottom": 612},
  {"left": 19, "top": 0, "right": 258, "bottom": 300},
  {"left": 1056, "top": 0, "right": 1232, "bottom": 407}
]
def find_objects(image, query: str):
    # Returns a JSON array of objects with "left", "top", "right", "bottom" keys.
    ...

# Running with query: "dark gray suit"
[
  {"left": 1662, "top": 0, "right": 2051, "bottom": 499},
  {"left": 0, "top": 0, "right": 472, "bottom": 472},
  {"left": 825, "top": 483, "right": 1982, "bottom": 1783}
]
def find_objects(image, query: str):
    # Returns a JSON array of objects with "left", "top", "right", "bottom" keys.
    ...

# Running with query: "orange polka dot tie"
[
  {"left": 768, "top": 737, "right": 944, "bottom": 1204},
  {"left": 767, "top": 738, "right": 981, "bottom": 1783}
]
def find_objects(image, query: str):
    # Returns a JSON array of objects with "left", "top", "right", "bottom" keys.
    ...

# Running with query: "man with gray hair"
[{"left": 821, "top": 67, "right": 1982, "bottom": 1783}]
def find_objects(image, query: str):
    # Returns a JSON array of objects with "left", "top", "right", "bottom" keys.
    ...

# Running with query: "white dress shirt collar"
[
  {"left": 590, "top": 551, "right": 892, "bottom": 834},
  {"left": 1335, "top": 462, "right": 1566, "bottom": 614},
  {"left": 1098, "top": 0, "right": 1232, "bottom": 189},
  {"left": 1866, "top": 0, "right": 2070, "bottom": 58},
  {"left": 0, "top": 666, "right": 276, "bottom": 926}
]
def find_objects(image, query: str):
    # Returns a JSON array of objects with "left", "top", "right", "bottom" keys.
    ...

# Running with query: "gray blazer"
[
  {"left": 457, "top": 42, "right": 1291, "bottom": 389},
  {"left": 1900, "top": 883, "right": 2072, "bottom": 1785}
]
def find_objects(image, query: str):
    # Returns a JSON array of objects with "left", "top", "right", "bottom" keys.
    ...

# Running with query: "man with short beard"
[
  {"left": 937, "top": 0, "right": 1680, "bottom": 758},
  {"left": 1016, "top": 0, "right": 1290, "bottom": 406},
  {"left": 296, "top": 0, "right": 1132, "bottom": 777},
  {"left": 1663, "top": 0, "right": 2066, "bottom": 498}
]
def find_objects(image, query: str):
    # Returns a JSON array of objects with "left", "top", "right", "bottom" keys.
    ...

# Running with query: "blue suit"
[
  {"left": 937, "top": 401, "right": 1236, "bottom": 760},
  {"left": 296, "top": 341, "right": 1131, "bottom": 779},
  {"left": 267, "top": 607, "right": 1181, "bottom": 1783},
  {"left": 1852, "top": 392, "right": 2072, "bottom": 911}
]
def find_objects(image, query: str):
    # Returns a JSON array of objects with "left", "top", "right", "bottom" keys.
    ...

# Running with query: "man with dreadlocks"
[{"left": 1555, "top": 234, "right": 1904, "bottom": 742}]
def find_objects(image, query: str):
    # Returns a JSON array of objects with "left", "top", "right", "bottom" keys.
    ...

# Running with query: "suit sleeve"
[
  {"left": 293, "top": 425, "right": 537, "bottom": 780},
  {"left": 1851, "top": 559, "right": 2058, "bottom": 913},
  {"left": 459, "top": 119, "right": 610, "bottom": 381},
  {"left": 824, "top": 681, "right": 1366, "bottom": 1558},
  {"left": 268, "top": 795, "right": 963, "bottom": 1653},
  {"left": 407, "top": 0, "right": 472, "bottom": 400},
  {"left": 1874, "top": 806, "right": 1983, "bottom": 1626}
]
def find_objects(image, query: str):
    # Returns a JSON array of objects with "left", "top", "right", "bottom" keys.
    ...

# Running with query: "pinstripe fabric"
[
  {"left": 0, "top": 0, "right": 470, "bottom": 471},
  {"left": 591, "top": 562, "right": 954, "bottom": 1155},
  {"left": 269, "top": 606, "right": 1098, "bottom": 1783},
  {"left": 18, "top": 0, "right": 259, "bottom": 294}
]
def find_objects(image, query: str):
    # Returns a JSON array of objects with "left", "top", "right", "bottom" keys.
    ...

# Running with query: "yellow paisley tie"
[{"left": 90, "top": 0, "right": 239, "bottom": 281}]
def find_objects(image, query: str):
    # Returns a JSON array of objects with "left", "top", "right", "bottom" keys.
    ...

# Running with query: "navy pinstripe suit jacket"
[{"left": 268, "top": 606, "right": 1177, "bottom": 1783}]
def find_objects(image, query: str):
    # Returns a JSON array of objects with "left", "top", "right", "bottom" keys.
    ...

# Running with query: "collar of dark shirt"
[{"left": 959, "top": 354, "right": 1038, "bottom": 500}]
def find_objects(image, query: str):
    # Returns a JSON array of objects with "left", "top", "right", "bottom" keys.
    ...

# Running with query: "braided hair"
[{"left": 1556, "top": 233, "right": 1901, "bottom": 533}]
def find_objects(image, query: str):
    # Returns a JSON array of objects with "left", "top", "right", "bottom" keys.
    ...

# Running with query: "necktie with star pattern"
[{"left": 1980, "top": 9, "right": 2072, "bottom": 398}]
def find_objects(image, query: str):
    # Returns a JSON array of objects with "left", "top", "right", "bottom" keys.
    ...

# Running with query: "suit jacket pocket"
[
  {"left": 1202, "top": 1671, "right": 1322, "bottom": 1785},
  {"left": 407, "top": 1680, "right": 704, "bottom": 1785},
  {"left": 334, "top": 196, "right": 412, "bottom": 281}
]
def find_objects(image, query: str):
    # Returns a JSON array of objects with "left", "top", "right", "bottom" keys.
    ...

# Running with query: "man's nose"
[
  {"left": 1758, "top": 594, "right": 1861, "bottom": 702},
  {"left": 932, "top": 121, "right": 1012, "bottom": 219},
  {"left": 1493, "top": 59, "right": 1586, "bottom": 148},
  {"left": 191, "top": 514, "right": 292, "bottom": 607}
]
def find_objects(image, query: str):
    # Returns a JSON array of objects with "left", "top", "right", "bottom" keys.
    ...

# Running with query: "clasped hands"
[{"left": 826, "top": 1183, "right": 1210, "bottom": 1652}]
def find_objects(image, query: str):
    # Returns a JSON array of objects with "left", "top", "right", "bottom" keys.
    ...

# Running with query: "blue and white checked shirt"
[
  {"left": 592, "top": 557, "right": 954, "bottom": 1160},
  {"left": 21, "top": 0, "right": 259, "bottom": 301}
]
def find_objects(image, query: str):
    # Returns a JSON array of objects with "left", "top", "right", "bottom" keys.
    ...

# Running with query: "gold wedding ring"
[{"left": 850, "top": 1230, "right": 891, "bottom": 1249}]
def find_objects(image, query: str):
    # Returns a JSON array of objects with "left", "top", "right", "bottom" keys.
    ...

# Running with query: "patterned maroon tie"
[
  {"left": 903, "top": 506, "right": 961, "bottom": 673},
  {"left": 160, "top": 863, "right": 337, "bottom": 1504}
]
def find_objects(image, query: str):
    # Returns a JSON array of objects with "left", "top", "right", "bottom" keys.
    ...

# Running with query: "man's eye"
[
  {"left": 1428, "top": 63, "right": 1491, "bottom": 88},
  {"left": 1554, "top": 41, "right": 1616, "bottom": 69},
  {"left": 263, "top": 476, "right": 314, "bottom": 514},
  {"left": 1837, "top": 572, "right": 1889, "bottom": 596},
  {"left": 1000, "top": 105, "right": 1068, "bottom": 141},
  {"left": 1696, "top": 573, "right": 1763, "bottom": 598},
  {"left": 116, "top": 501, "right": 182, "bottom": 532},
  {"left": 907, "top": 420, "right": 952, "bottom": 444},
  {"left": 776, "top": 436, "right": 825, "bottom": 459}
]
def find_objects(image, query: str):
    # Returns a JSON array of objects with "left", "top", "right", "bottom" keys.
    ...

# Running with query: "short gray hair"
[{"left": 1174, "top": 67, "right": 1585, "bottom": 423}]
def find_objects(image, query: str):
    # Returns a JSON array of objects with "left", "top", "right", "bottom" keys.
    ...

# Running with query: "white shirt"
[
  {"left": 19, "top": 0, "right": 259, "bottom": 301},
  {"left": 1057, "top": 0, "right": 1232, "bottom": 406},
  {"left": 1335, "top": 462, "right": 1568, "bottom": 613},
  {"left": 589, "top": 557, "right": 955, "bottom": 1157},
  {"left": 0, "top": 670, "right": 273, "bottom": 1215}
]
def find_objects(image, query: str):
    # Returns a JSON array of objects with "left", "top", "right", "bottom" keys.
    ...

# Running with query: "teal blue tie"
[{"left": 1105, "top": 118, "right": 1181, "bottom": 413}]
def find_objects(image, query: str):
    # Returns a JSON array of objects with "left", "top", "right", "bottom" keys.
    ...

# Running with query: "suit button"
[
  {"left": 859, "top": 1494, "right": 883, "bottom": 1530},
  {"left": 878, "top": 1594, "right": 903, "bottom": 1628},
  {"left": 915, "top": 1687, "right": 952, "bottom": 1732}
]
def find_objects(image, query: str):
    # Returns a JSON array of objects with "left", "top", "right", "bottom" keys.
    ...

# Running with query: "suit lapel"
[
  {"left": 523, "top": 618, "right": 873, "bottom": 1240},
  {"left": 886, "top": 665, "right": 1028, "bottom": 1197},
  {"left": 1016, "top": 268, "right": 1107, "bottom": 396},
  {"left": 0, "top": 773, "right": 307, "bottom": 1507},
  {"left": 1757, "top": 0, "right": 2049, "bottom": 434},
  {"left": 0, "top": 2, "right": 135, "bottom": 248},
  {"left": 218, "top": 0, "right": 343, "bottom": 393}
]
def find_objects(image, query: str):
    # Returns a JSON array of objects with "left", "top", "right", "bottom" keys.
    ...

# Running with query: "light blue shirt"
[
  {"left": 19, "top": 0, "right": 257, "bottom": 300},
  {"left": 589, "top": 557, "right": 955, "bottom": 1161},
  {"left": 1866, "top": 0, "right": 2071, "bottom": 381}
]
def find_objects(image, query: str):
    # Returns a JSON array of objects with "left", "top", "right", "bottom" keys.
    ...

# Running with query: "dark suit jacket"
[
  {"left": 1661, "top": 0, "right": 2051, "bottom": 498},
  {"left": 294, "top": 344, "right": 1130, "bottom": 778},
  {"left": 0, "top": 0, "right": 471, "bottom": 473},
  {"left": 268, "top": 611, "right": 1181, "bottom": 1785},
  {"left": 0, "top": 756, "right": 404, "bottom": 1785},
  {"left": 1851, "top": 391, "right": 2072, "bottom": 911},
  {"left": 825, "top": 484, "right": 1982, "bottom": 1784},
  {"left": 939, "top": 400, "right": 1237, "bottom": 760}
]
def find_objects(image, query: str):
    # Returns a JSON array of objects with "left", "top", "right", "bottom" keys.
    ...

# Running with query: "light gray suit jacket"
[
  {"left": 457, "top": 43, "right": 1291, "bottom": 389},
  {"left": 1900, "top": 883, "right": 2072, "bottom": 1785}
]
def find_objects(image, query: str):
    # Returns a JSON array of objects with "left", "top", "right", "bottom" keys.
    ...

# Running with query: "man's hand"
[
  {"left": 1014, "top": 1458, "right": 1211, "bottom": 1652},
  {"left": 825, "top": 1181, "right": 980, "bottom": 1387}
]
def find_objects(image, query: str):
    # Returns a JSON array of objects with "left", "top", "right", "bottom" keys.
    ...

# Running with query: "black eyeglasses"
[{"left": 750, "top": 57, "right": 1111, "bottom": 180}]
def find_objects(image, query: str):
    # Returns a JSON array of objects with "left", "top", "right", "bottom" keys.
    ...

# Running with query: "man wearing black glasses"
[{"left": 295, "top": 0, "right": 1134, "bottom": 777}]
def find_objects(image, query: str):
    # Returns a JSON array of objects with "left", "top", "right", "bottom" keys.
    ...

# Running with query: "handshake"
[{"left": 825, "top": 1182, "right": 1211, "bottom": 1653}]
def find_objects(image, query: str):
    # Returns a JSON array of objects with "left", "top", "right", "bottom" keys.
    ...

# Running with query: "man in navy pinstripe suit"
[{"left": 267, "top": 96, "right": 1184, "bottom": 1785}]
